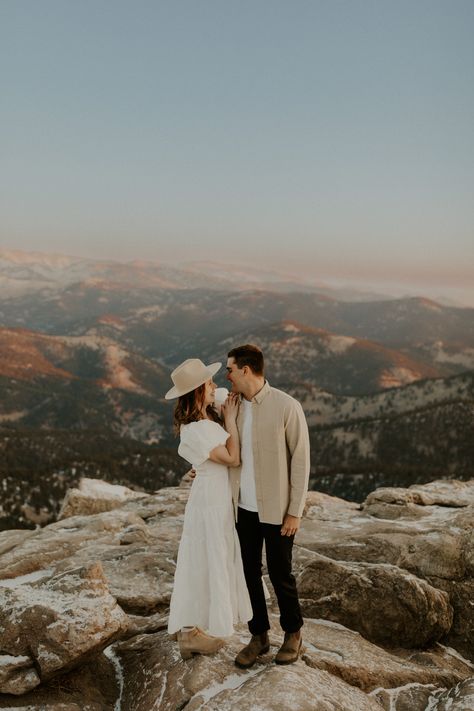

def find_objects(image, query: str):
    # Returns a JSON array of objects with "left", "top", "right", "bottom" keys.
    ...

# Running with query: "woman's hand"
[{"left": 222, "top": 392, "right": 240, "bottom": 422}]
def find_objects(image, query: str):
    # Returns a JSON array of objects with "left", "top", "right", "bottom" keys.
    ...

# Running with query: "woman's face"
[{"left": 202, "top": 378, "right": 216, "bottom": 408}]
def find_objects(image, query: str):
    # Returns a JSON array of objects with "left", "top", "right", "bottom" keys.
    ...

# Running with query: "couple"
[{"left": 165, "top": 343, "right": 310, "bottom": 667}]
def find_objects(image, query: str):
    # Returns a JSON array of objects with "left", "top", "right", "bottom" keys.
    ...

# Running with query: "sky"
[{"left": 1, "top": 1, "right": 473, "bottom": 304}]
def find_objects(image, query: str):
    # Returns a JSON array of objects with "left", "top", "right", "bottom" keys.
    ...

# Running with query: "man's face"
[{"left": 226, "top": 357, "right": 245, "bottom": 393}]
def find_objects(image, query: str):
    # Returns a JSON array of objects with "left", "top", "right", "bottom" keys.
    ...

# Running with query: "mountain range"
[{"left": 0, "top": 249, "right": 472, "bottom": 529}]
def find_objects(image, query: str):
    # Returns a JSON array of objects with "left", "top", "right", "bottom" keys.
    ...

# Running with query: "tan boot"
[
  {"left": 234, "top": 631, "right": 270, "bottom": 669},
  {"left": 177, "top": 627, "right": 225, "bottom": 661},
  {"left": 274, "top": 630, "right": 303, "bottom": 664}
]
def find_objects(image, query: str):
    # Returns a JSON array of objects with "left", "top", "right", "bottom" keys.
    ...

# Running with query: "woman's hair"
[{"left": 173, "top": 382, "right": 221, "bottom": 434}]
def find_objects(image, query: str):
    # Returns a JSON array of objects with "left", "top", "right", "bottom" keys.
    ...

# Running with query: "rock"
[
  {"left": 121, "top": 486, "right": 189, "bottom": 520},
  {"left": 0, "top": 490, "right": 185, "bottom": 615},
  {"left": 1, "top": 479, "right": 474, "bottom": 709},
  {"left": 296, "top": 479, "right": 474, "bottom": 660},
  {"left": 0, "top": 509, "right": 146, "bottom": 579},
  {"left": 47, "top": 526, "right": 177, "bottom": 613},
  {"left": 363, "top": 479, "right": 474, "bottom": 510},
  {"left": 298, "top": 553, "right": 453, "bottom": 647},
  {"left": 0, "top": 562, "right": 128, "bottom": 694},
  {"left": 300, "top": 618, "right": 471, "bottom": 692},
  {"left": 58, "top": 477, "right": 146, "bottom": 520},
  {"left": 54, "top": 544, "right": 175, "bottom": 614},
  {"left": 431, "top": 676, "right": 474, "bottom": 710},
  {"left": 0, "top": 705, "right": 84, "bottom": 711},
  {"left": 117, "top": 521, "right": 152, "bottom": 545},
  {"left": 371, "top": 683, "right": 440, "bottom": 711},
  {"left": 113, "top": 628, "right": 382, "bottom": 711},
  {"left": 123, "top": 611, "right": 168, "bottom": 638},
  {"left": 185, "top": 663, "right": 382, "bottom": 711},
  {"left": 0, "top": 530, "right": 36, "bottom": 557},
  {"left": 303, "top": 489, "right": 360, "bottom": 519},
  {"left": 376, "top": 676, "right": 474, "bottom": 711},
  {"left": 0, "top": 654, "right": 40, "bottom": 695},
  {"left": 0, "top": 651, "right": 118, "bottom": 710},
  {"left": 297, "top": 507, "right": 465, "bottom": 580},
  {"left": 427, "top": 579, "right": 474, "bottom": 664}
]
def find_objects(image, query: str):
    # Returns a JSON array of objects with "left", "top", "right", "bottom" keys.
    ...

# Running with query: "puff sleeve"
[{"left": 178, "top": 420, "right": 230, "bottom": 467}]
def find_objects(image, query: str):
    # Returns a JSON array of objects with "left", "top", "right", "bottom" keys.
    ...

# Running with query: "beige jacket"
[{"left": 229, "top": 381, "right": 310, "bottom": 525}]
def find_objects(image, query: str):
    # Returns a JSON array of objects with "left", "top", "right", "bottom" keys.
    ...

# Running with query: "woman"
[{"left": 165, "top": 358, "right": 252, "bottom": 660}]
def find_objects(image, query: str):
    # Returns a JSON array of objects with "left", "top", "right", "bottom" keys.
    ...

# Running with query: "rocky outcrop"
[
  {"left": 297, "top": 480, "right": 474, "bottom": 660},
  {"left": 112, "top": 625, "right": 384, "bottom": 711},
  {"left": 58, "top": 477, "right": 147, "bottom": 519},
  {"left": 298, "top": 554, "right": 453, "bottom": 647},
  {"left": 0, "top": 562, "right": 128, "bottom": 695},
  {"left": 0, "top": 477, "right": 473, "bottom": 710}
]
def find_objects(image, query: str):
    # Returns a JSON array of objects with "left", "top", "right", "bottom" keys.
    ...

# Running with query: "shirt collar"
[{"left": 250, "top": 379, "right": 270, "bottom": 404}]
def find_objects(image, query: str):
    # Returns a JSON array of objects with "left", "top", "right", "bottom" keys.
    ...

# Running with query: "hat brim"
[{"left": 165, "top": 361, "right": 222, "bottom": 400}]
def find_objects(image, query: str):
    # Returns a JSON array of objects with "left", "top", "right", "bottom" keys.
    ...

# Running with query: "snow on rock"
[
  {"left": 103, "top": 344, "right": 145, "bottom": 393},
  {"left": 0, "top": 481, "right": 474, "bottom": 708},
  {"left": 432, "top": 343, "right": 474, "bottom": 370},
  {"left": 58, "top": 477, "right": 146, "bottom": 520},
  {"left": 301, "top": 619, "right": 471, "bottom": 693},
  {"left": 0, "top": 568, "right": 54, "bottom": 588},
  {"left": 327, "top": 334, "right": 356, "bottom": 354},
  {"left": 379, "top": 366, "right": 419, "bottom": 388},
  {"left": 0, "top": 411, "right": 27, "bottom": 423},
  {"left": 0, "top": 654, "right": 40, "bottom": 696},
  {"left": 283, "top": 323, "right": 300, "bottom": 333},
  {"left": 0, "top": 562, "right": 128, "bottom": 695},
  {"left": 113, "top": 627, "right": 382, "bottom": 711}
]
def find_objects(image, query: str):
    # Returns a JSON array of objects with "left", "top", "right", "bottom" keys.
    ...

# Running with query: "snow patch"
[
  {"left": 77, "top": 477, "right": 144, "bottom": 502},
  {"left": 0, "top": 654, "right": 31, "bottom": 665},
  {"left": 103, "top": 344, "right": 146, "bottom": 393},
  {"left": 104, "top": 645, "right": 125, "bottom": 711},
  {"left": 327, "top": 335, "right": 356, "bottom": 354},
  {"left": 379, "top": 367, "right": 419, "bottom": 389},
  {"left": 433, "top": 345, "right": 474, "bottom": 369},
  {"left": 191, "top": 667, "right": 264, "bottom": 707},
  {"left": 0, "top": 411, "right": 27, "bottom": 423},
  {"left": 0, "top": 569, "right": 54, "bottom": 588}
]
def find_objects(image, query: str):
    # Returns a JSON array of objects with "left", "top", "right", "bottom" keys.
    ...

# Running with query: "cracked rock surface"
[{"left": 0, "top": 477, "right": 473, "bottom": 709}]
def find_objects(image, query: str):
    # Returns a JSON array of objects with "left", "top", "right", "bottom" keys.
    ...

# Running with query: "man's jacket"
[{"left": 229, "top": 380, "right": 310, "bottom": 525}]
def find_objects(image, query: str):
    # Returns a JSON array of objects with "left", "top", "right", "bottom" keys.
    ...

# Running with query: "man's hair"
[{"left": 228, "top": 344, "right": 264, "bottom": 375}]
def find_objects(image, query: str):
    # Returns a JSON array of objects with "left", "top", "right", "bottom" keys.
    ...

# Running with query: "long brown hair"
[{"left": 173, "top": 382, "right": 221, "bottom": 435}]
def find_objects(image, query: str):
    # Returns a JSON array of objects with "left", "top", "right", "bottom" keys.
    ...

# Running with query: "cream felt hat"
[{"left": 165, "top": 358, "right": 221, "bottom": 400}]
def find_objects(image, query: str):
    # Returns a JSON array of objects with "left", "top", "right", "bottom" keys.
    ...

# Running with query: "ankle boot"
[
  {"left": 234, "top": 631, "right": 270, "bottom": 669},
  {"left": 274, "top": 630, "right": 303, "bottom": 664},
  {"left": 177, "top": 627, "right": 225, "bottom": 660}
]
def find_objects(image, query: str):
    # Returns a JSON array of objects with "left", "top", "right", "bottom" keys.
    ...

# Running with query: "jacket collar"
[{"left": 249, "top": 379, "right": 270, "bottom": 404}]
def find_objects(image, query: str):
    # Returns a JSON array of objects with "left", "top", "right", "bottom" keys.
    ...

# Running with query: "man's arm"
[{"left": 284, "top": 399, "right": 310, "bottom": 520}]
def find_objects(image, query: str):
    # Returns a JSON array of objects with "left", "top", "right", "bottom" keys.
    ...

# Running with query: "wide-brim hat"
[{"left": 165, "top": 358, "right": 221, "bottom": 400}]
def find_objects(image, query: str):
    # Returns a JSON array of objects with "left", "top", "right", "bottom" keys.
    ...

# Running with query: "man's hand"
[
  {"left": 280, "top": 514, "right": 300, "bottom": 537},
  {"left": 182, "top": 468, "right": 196, "bottom": 483}
]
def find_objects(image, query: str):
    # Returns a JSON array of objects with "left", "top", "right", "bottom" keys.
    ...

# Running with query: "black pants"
[{"left": 236, "top": 506, "right": 303, "bottom": 635}]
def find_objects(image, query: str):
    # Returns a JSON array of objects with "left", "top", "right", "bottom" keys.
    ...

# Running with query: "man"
[{"left": 226, "top": 344, "right": 310, "bottom": 668}]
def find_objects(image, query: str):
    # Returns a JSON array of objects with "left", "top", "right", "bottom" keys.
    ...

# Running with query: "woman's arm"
[{"left": 208, "top": 394, "right": 240, "bottom": 466}]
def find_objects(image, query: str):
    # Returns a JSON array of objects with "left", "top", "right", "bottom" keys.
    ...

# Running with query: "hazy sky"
[{"left": 1, "top": 1, "right": 473, "bottom": 301}]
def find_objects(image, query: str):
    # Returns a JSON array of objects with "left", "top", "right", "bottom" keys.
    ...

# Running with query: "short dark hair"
[{"left": 228, "top": 344, "right": 264, "bottom": 375}]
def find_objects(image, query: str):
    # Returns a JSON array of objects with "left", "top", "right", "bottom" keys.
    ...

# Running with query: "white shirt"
[{"left": 238, "top": 398, "right": 258, "bottom": 512}]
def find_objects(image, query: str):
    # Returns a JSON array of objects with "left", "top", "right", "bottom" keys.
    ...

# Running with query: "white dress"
[{"left": 167, "top": 418, "right": 253, "bottom": 637}]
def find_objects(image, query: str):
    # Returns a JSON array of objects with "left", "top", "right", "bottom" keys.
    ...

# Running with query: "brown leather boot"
[
  {"left": 234, "top": 631, "right": 270, "bottom": 669},
  {"left": 177, "top": 627, "right": 225, "bottom": 660},
  {"left": 274, "top": 630, "right": 303, "bottom": 664}
]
